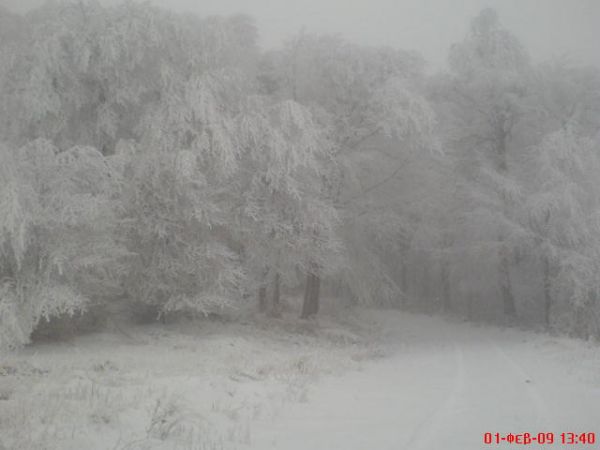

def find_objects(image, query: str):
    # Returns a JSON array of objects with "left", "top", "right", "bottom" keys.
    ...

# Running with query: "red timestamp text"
[{"left": 483, "top": 432, "right": 596, "bottom": 445}]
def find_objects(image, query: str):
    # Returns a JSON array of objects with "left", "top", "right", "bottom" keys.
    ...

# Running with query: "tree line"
[{"left": 1, "top": 3, "right": 599, "bottom": 350}]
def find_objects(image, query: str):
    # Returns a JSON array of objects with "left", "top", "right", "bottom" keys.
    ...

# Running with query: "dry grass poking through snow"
[{"left": 0, "top": 304, "right": 388, "bottom": 450}]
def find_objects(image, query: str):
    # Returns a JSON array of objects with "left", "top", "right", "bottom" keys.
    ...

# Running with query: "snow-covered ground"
[
  {"left": 246, "top": 312, "right": 600, "bottom": 449},
  {"left": 0, "top": 307, "right": 383, "bottom": 450},
  {"left": 1, "top": 308, "right": 600, "bottom": 450}
]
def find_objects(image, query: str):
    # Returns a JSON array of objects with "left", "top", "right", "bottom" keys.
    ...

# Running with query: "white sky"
[{"left": 3, "top": 0, "right": 599, "bottom": 71}]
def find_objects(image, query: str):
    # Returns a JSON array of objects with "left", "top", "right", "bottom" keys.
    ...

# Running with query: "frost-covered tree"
[
  {"left": 111, "top": 17, "right": 257, "bottom": 317},
  {"left": 0, "top": 2, "right": 257, "bottom": 151},
  {"left": 236, "top": 96, "right": 341, "bottom": 316},
  {"left": 261, "top": 35, "right": 437, "bottom": 313},
  {"left": 525, "top": 128, "right": 600, "bottom": 334},
  {"left": 440, "top": 8, "right": 531, "bottom": 318},
  {"left": 0, "top": 2, "right": 261, "bottom": 320},
  {"left": 0, "top": 139, "right": 125, "bottom": 350},
  {"left": 120, "top": 140, "right": 246, "bottom": 317},
  {"left": 520, "top": 63, "right": 600, "bottom": 333},
  {"left": 430, "top": 12, "right": 600, "bottom": 330}
]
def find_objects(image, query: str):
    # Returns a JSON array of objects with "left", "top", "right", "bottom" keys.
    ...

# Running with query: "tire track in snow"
[
  {"left": 404, "top": 343, "right": 466, "bottom": 450},
  {"left": 489, "top": 340, "right": 557, "bottom": 431},
  {"left": 244, "top": 314, "right": 600, "bottom": 450},
  {"left": 405, "top": 331, "right": 554, "bottom": 450}
]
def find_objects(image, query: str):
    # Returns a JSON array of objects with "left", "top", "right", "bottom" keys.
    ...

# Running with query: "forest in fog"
[{"left": 1, "top": 1, "right": 600, "bottom": 352}]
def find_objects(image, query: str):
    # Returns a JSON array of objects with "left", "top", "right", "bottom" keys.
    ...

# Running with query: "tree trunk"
[
  {"left": 399, "top": 258, "right": 408, "bottom": 306},
  {"left": 541, "top": 212, "right": 552, "bottom": 328},
  {"left": 313, "top": 274, "right": 320, "bottom": 314},
  {"left": 258, "top": 286, "right": 267, "bottom": 312},
  {"left": 301, "top": 274, "right": 313, "bottom": 319},
  {"left": 500, "top": 246, "right": 517, "bottom": 317},
  {"left": 421, "top": 260, "right": 430, "bottom": 301},
  {"left": 543, "top": 255, "right": 552, "bottom": 328},
  {"left": 301, "top": 272, "right": 320, "bottom": 318},
  {"left": 441, "top": 260, "right": 451, "bottom": 313},
  {"left": 269, "top": 272, "right": 282, "bottom": 317},
  {"left": 496, "top": 124, "right": 517, "bottom": 319},
  {"left": 257, "top": 268, "right": 268, "bottom": 312}
]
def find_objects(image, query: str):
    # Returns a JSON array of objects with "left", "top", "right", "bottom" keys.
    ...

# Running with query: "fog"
[
  {"left": 1, "top": 1, "right": 600, "bottom": 449},
  {"left": 3, "top": 0, "right": 600, "bottom": 69}
]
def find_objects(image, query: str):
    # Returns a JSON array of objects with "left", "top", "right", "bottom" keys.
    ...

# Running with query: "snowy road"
[{"left": 245, "top": 313, "right": 600, "bottom": 450}]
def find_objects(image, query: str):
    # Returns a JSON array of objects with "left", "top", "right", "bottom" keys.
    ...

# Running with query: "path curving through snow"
[{"left": 244, "top": 312, "right": 600, "bottom": 450}]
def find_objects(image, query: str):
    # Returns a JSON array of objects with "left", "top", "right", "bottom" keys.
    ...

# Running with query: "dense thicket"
[{"left": 1, "top": 3, "right": 599, "bottom": 349}]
